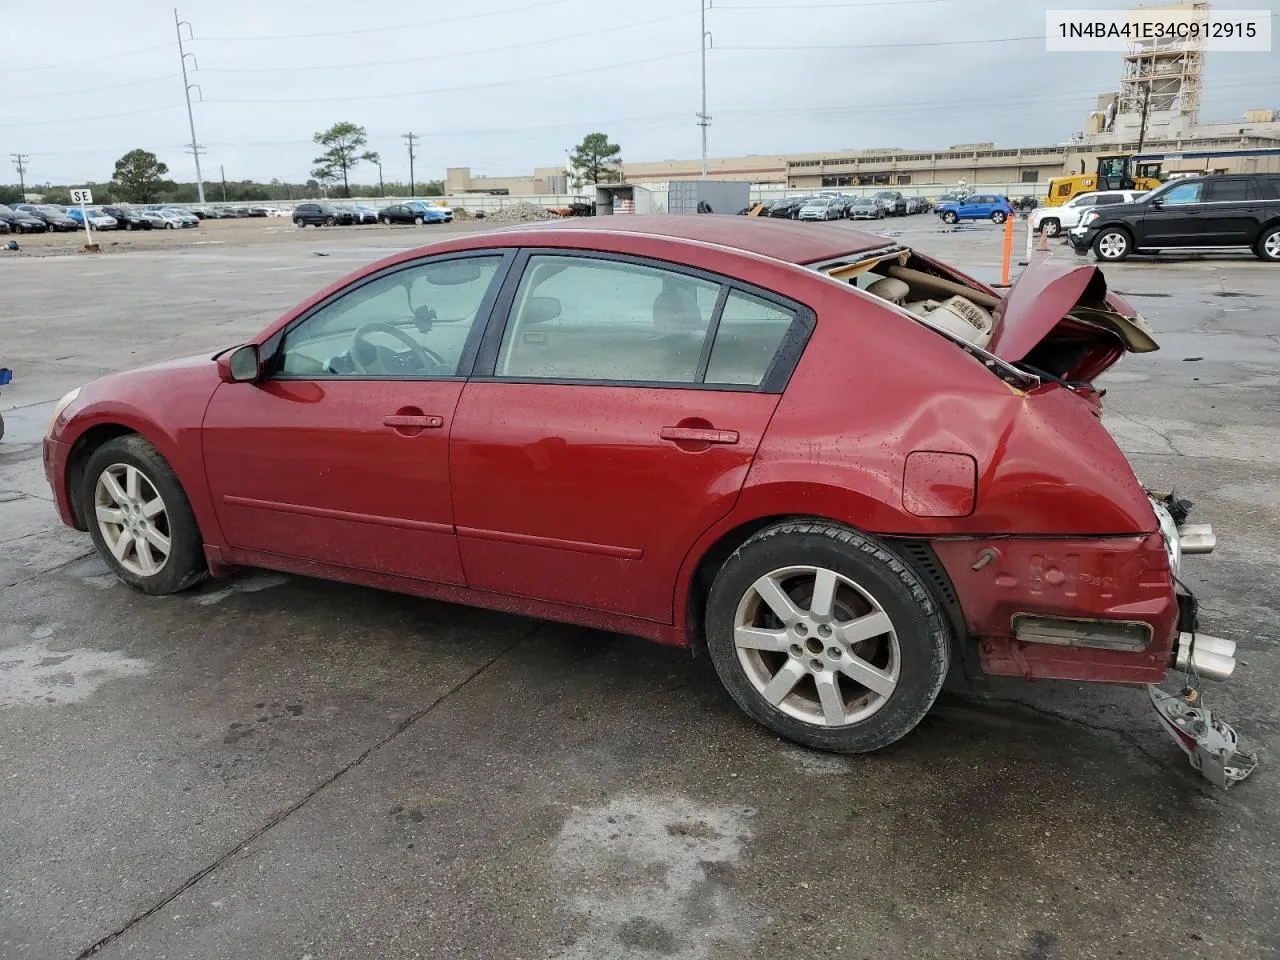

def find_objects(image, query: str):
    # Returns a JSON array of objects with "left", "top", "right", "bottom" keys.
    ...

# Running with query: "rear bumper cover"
[{"left": 932, "top": 533, "right": 1179, "bottom": 683}]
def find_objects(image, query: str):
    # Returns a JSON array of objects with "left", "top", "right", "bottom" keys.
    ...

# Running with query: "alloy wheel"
[
  {"left": 1098, "top": 232, "right": 1128, "bottom": 259},
  {"left": 93, "top": 463, "right": 172, "bottom": 577},
  {"left": 1265, "top": 232, "right": 1280, "bottom": 260},
  {"left": 733, "top": 565, "right": 900, "bottom": 727}
]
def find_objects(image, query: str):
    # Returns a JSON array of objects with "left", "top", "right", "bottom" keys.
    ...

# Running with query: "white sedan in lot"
[{"left": 1032, "top": 190, "right": 1146, "bottom": 238}]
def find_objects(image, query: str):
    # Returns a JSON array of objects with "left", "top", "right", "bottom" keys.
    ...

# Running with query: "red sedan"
[{"left": 42, "top": 216, "right": 1238, "bottom": 764}]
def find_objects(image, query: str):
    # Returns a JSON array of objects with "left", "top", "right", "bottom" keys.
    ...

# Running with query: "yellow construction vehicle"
[{"left": 1045, "top": 155, "right": 1163, "bottom": 207}]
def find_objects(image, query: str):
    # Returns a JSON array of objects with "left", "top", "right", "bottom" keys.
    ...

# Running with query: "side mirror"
[
  {"left": 1150, "top": 197, "right": 1164, "bottom": 209},
  {"left": 218, "top": 344, "right": 261, "bottom": 383}
]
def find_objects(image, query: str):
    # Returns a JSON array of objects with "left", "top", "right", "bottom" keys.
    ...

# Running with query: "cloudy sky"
[{"left": 3, "top": 0, "right": 1276, "bottom": 187}]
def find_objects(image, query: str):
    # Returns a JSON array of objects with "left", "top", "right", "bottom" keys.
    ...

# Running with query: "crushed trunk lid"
[{"left": 988, "top": 261, "right": 1158, "bottom": 381}]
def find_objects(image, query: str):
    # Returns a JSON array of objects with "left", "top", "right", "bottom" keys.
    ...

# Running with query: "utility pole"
[
  {"left": 220, "top": 164, "right": 227, "bottom": 202},
  {"left": 174, "top": 9, "right": 206, "bottom": 204},
  {"left": 403, "top": 132, "right": 419, "bottom": 197},
  {"left": 697, "top": 0, "right": 711, "bottom": 177},
  {"left": 11, "top": 154, "right": 29, "bottom": 201},
  {"left": 1136, "top": 80, "right": 1152, "bottom": 153}
]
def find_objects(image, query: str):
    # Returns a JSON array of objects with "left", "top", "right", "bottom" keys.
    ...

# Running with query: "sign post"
[{"left": 70, "top": 188, "right": 96, "bottom": 250}]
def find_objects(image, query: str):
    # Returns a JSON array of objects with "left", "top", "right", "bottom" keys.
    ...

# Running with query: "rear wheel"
[
  {"left": 295, "top": 218, "right": 305, "bottom": 228},
  {"left": 1257, "top": 225, "right": 1280, "bottom": 262},
  {"left": 382, "top": 216, "right": 392, "bottom": 225},
  {"left": 324, "top": 216, "right": 336, "bottom": 227},
  {"left": 125, "top": 222, "right": 134, "bottom": 231},
  {"left": 705, "top": 521, "right": 950, "bottom": 754},
  {"left": 991, "top": 211, "right": 1007, "bottom": 224},
  {"left": 82, "top": 436, "right": 208, "bottom": 595},
  {"left": 414, "top": 215, "right": 424, "bottom": 225},
  {"left": 942, "top": 211, "right": 958, "bottom": 224},
  {"left": 1093, "top": 227, "right": 1132, "bottom": 262}
]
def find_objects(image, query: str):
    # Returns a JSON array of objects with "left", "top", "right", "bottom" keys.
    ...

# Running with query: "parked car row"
[
  {"left": 292, "top": 199, "right": 454, "bottom": 227},
  {"left": 757, "top": 192, "right": 934, "bottom": 221}
]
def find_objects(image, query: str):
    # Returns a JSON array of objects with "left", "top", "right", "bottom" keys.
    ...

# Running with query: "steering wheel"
[{"left": 349, "top": 321, "right": 446, "bottom": 375}]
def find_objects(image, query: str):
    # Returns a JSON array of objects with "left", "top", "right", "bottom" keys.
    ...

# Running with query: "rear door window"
[
  {"left": 1205, "top": 179, "right": 1253, "bottom": 203},
  {"left": 704, "top": 291, "right": 796, "bottom": 387}
]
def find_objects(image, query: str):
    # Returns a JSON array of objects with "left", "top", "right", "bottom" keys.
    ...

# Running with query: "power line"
[
  {"left": 5, "top": 74, "right": 180, "bottom": 102},
  {"left": 0, "top": 104, "right": 186, "bottom": 130},
  {"left": 0, "top": 43, "right": 171, "bottom": 74},
  {"left": 200, "top": 0, "right": 570, "bottom": 41},
  {"left": 207, "top": 50, "right": 696, "bottom": 105},
  {"left": 198, "top": 10, "right": 696, "bottom": 74},
  {"left": 718, "top": 34, "right": 1042, "bottom": 50}
]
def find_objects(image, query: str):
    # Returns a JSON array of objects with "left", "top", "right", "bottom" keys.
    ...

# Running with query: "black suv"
[
  {"left": 292, "top": 202, "right": 353, "bottom": 227},
  {"left": 1071, "top": 174, "right": 1280, "bottom": 262}
]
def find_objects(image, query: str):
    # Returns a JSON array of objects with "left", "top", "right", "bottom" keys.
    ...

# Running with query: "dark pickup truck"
[{"left": 1071, "top": 174, "right": 1280, "bottom": 262}]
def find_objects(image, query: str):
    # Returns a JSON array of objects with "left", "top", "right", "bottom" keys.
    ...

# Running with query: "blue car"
[
  {"left": 404, "top": 199, "right": 453, "bottom": 223},
  {"left": 937, "top": 194, "right": 1013, "bottom": 224}
]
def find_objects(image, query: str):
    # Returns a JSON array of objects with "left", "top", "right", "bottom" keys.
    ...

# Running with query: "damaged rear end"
[{"left": 815, "top": 249, "right": 1254, "bottom": 786}]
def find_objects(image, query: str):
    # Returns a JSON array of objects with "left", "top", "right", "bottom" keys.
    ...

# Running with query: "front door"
[
  {"left": 450, "top": 252, "right": 809, "bottom": 623},
  {"left": 202, "top": 252, "right": 508, "bottom": 583},
  {"left": 1139, "top": 180, "right": 1206, "bottom": 246}
]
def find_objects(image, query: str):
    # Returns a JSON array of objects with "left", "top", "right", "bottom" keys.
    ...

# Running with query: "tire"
[
  {"left": 81, "top": 435, "right": 208, "bottom": 595},
  {"left": 125, "top": 222, "right": 134, "bottom": 231},
  {"left": 1041, "top": 218, "right": 1061, "bottom": 238},
  {"left": 414, "top": 215, "right": 424, "bottom": 225},
  {"left": 1256, "top": 225, "right": 1280, "bottom": 262},
  {"left": 324, "top": 216, "right": 336, "bottom": 227},
  {"left": 704, "top": 520, "right": 950, "bottom": 754},
  {"left": 295, "top": 218, "right": 305, "bottom": 228},
  {"left": 991, "top": 211, "right": 1007, "bottom": 224},
  {"left": 167, "top": 222, "right": 176, "bottom": 229},
  {"left": 382, "top": 216, "right": 392, "bottom": 225},
  {"left": 942, "top": 211, "right": 958, "bottom": 224},
  {"left": 1093, "top": 227, "right": 1132, "bottom": 262}
]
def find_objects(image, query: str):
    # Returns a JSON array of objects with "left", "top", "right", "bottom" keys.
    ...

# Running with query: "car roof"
[{"left": 496, "top": 215, "right": 889, "bottom": 265}]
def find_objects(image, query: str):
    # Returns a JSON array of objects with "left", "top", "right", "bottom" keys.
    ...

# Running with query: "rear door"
[
  {"left": 450, "top": 250, "right": 813, "bottom": 623},
  {"left": 1200, "top": 177, "right": 1257, "bottom": 246}
]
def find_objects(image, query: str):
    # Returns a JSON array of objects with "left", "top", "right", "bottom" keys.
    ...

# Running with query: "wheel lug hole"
[
  {"left": 810, "top": 659, "right": 824, "bottom": 672},
  {"left": 816, "top": 624, "right": 832, "bottom": 639},
  {"left": 793, "top": 623, "right": 808, "bottom": 637},
  {"left": 827, "top": 647, "right": 842, "bottom": 659},
  {"left": 789, "top": 644, "right": 803, "bottom": 658}
]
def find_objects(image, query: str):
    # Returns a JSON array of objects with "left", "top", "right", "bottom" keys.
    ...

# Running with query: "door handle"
[
  {"left": 383, "top": 414, "right": 443, "bottom": 428},
  {"left": 660, "top": 426, "right": 739, "bottom": 445}
]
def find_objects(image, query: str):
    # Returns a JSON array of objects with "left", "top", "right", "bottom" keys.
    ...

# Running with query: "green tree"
[
  {"left": 111, "top": 149, "right": 171, "bottom": 202},
  {"left": 310, "top": 163, "right": 338, "bottom": 197},
  {"left": 569, "top": 132, "right": 622, "bottom": 186},
  {"left": 312, "top": 121, "right": 370, "bottom": 198}
]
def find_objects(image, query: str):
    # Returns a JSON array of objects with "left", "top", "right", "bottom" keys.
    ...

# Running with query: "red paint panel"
[
  {"left": 202, "top": 379, "right": 466, "bottom": 584},
  {"left": 450, "top": 382, "right": 778, "bottom": 622},
  {"left": 902, "top": 451, "right": 977, "bottom": 517},
  {"left": 931, "top": 533, "right": 1178, "bottom": 683}
]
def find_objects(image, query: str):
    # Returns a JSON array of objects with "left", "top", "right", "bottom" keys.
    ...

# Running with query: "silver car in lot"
[{"left": 797, "top": 197, "right": 842, "bottom": 221}]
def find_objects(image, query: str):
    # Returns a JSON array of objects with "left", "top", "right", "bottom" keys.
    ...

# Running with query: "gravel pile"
[{"left": 485, "top": 202, "right": 555, "bottom": 223}]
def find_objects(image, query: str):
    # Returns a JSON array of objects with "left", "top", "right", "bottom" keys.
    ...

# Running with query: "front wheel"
[
  {"left": 81, "top": 435, "right": 208, "bottom": 595},
  {"left": 1256, "top": 225, "right": 1280, "bottom": 262},
  {"left": 125, "top": 222, "right": 134, "bottom": 231},
  {"left": 295, "top": 218, "right": 305, "bottom": 228},
  {"left": 382, "top": 216, "right": 392, "bottom": 225},
  {"left": 991, "top": 211, "right": 1007, "bottom": 224},
  {"left": 1041, "top": 218, "right": 1060, "bottom": 237},
  {"left": 324, "top": 216, "right": 336, "bottom": 227},
  {"left": 705, "top": 521, "right": 950, "bottom": 754},
  {"left": 942, "top": 211, "right": 958, "bottom": 224},
  {"left": 1093, "top": 228, "right": 1132, "bottom": 262},
  {"left": 414, "top": 215, "right": 424, "bottom": 225}
]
